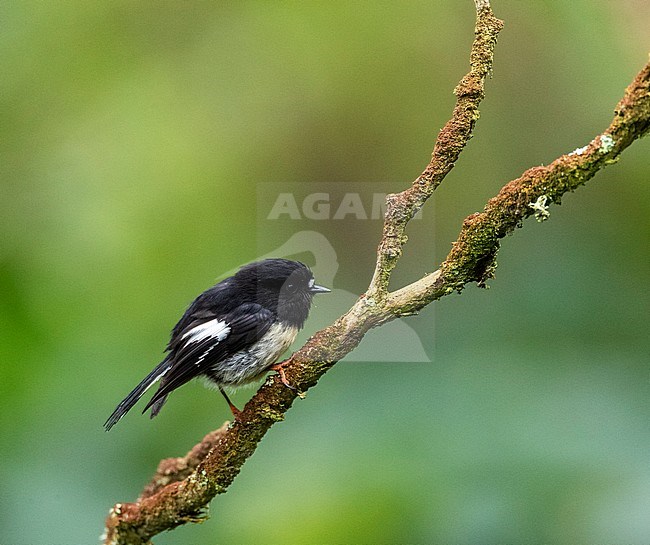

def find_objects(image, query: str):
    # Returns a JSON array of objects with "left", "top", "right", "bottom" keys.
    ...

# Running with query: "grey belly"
[{"left": 206, "top": 322, "right": 298, "bottom": 386}]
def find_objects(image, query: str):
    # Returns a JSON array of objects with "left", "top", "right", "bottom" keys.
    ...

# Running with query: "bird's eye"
[{"left": 286, "top": 283, "right": 296, "bottom": 292}]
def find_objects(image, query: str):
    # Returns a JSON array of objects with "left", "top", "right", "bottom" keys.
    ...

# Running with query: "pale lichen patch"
[
  {"left": 599, "top": 134, "right": 615, "bottom": 153},
  {"left": 528, "top": 195, "right": 550, "bottom": 222},
  {"left": 569, "top": 144, "right": 589, "bottom": 156}
]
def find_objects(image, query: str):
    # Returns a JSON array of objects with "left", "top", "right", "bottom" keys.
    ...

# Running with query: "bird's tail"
[{"left": 104, "top": 358, "right": 171, "bottom": 431}]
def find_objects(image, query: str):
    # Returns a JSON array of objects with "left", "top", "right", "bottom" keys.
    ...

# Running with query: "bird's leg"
[{"left": 218, "top": 386, "right": 242, "bottom": 419}]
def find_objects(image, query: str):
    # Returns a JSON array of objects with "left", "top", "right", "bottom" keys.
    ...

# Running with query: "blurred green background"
[{"left": 1, "top": 1, "right": 649, "bottom": 544}]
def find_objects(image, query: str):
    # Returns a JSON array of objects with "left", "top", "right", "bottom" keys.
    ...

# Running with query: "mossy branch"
[{"left": 103, "top": 2, "right": 650, "bottom": 543}]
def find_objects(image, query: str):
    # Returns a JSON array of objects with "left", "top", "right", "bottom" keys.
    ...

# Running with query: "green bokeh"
[{"left": 1, "top": 2, "right": 648, "bottom": 544}]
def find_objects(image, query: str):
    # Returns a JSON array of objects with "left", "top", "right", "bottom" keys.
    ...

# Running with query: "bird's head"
[{"left": 234, "top": 258, "right": 330, "bottom": 327}]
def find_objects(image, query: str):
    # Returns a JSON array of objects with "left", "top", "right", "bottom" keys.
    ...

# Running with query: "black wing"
[
  {"left": 141, "top": 303, "right": 274, "bottom": 417},
  {"left": 165, "top": 278, "right": 238, "bottom": 353}
]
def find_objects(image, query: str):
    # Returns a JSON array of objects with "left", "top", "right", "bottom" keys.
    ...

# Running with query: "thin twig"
[
  {"left": 389, "top": 59, "right": 650, "bottom": 312},
  {"left": 367, "top": 2, "right": 503, "bottom": 298}
]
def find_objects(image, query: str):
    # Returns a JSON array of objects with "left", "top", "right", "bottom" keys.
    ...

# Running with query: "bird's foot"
[{"left": 270, "top": 361, "right": 306, "bottom": 399}]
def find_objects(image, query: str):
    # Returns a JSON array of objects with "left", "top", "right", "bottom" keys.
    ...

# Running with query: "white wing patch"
[{"left": 182, "top": 318, "right": 230, "bottom": 348}]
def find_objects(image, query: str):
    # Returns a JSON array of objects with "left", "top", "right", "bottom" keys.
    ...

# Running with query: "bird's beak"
[{"left": 309, "top": 284, "right": 331, "bottom": 294}]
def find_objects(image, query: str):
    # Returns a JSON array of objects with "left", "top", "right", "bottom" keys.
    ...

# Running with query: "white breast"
[{"left": 252, "top": 322, "right": 299, "bottom": 367}]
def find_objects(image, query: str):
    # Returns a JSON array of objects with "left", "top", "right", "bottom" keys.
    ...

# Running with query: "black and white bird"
[{"left": 104, "top": 259, "right": 329, "bottom": 431}]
